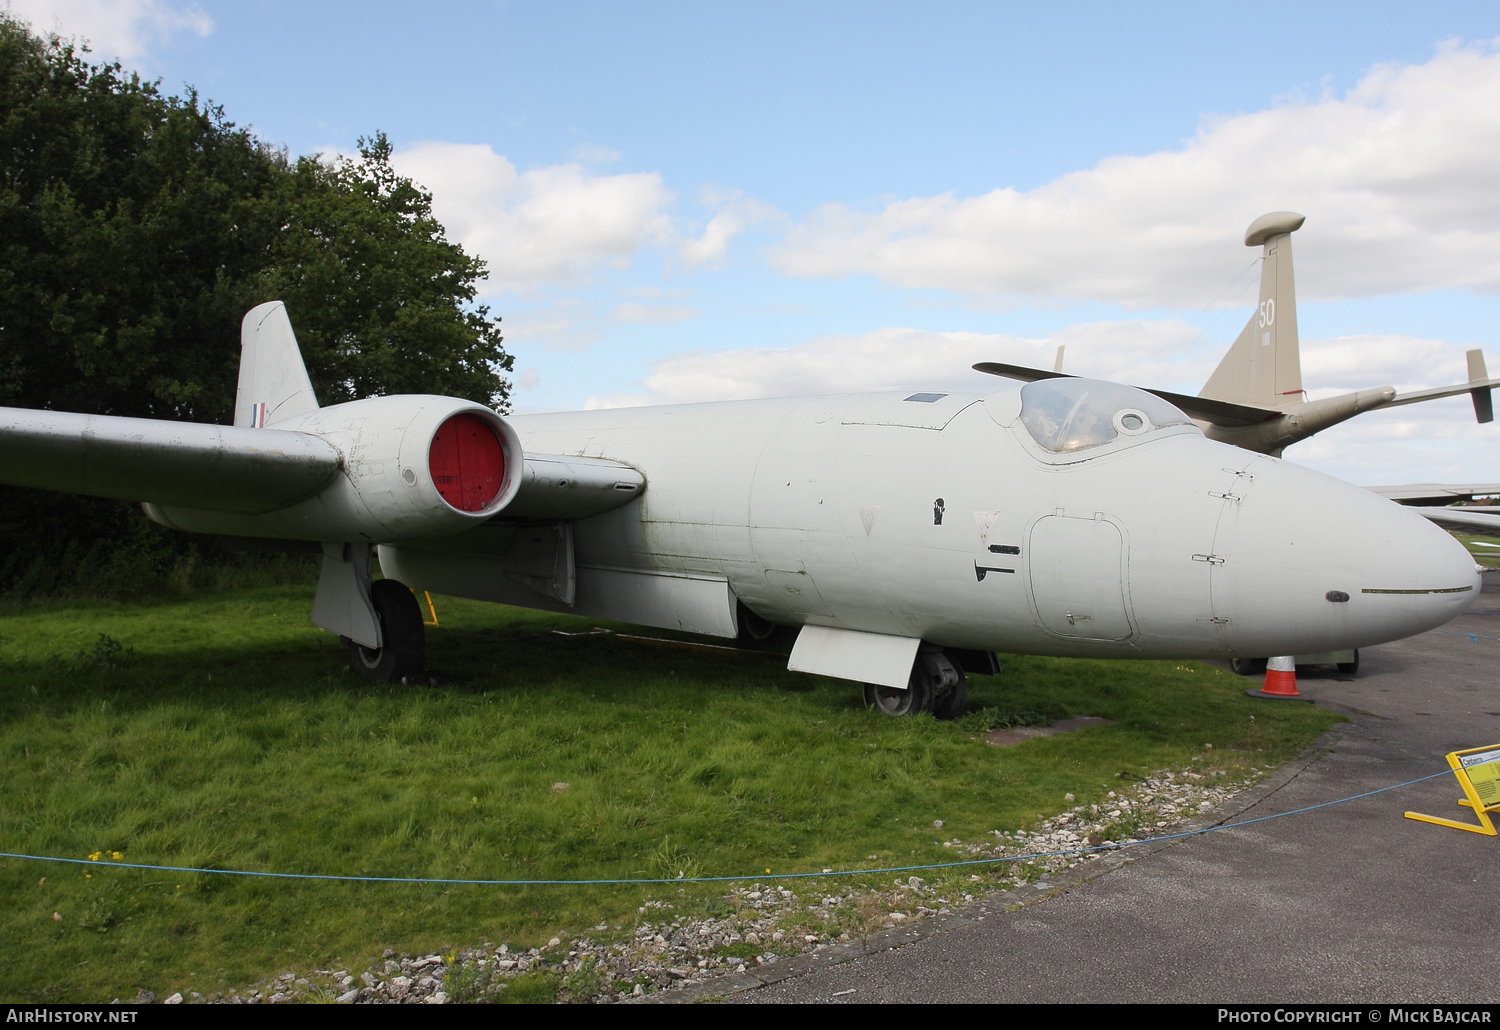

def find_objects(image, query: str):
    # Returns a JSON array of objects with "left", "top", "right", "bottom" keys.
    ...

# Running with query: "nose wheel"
[{"left": 863, "top": 651, "right": 968, "bottom": 720}]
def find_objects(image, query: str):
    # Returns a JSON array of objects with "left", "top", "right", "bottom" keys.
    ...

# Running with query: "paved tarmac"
[{"left": 729, "top": 593, "right": 1500, "bottom": 1004}]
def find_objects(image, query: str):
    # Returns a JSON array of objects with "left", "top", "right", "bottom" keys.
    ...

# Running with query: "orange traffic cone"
[{"left": 1245, "top": 655, "right": 1312, "bottom": 701}]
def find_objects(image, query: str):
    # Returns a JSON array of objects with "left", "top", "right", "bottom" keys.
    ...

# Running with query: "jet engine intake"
[{"left": 145, "top": 394, "right": 523, "bottom": 543}]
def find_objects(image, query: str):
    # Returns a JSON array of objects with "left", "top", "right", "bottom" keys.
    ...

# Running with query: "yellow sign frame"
[{"left": 1404, "top": 743, "right": 1500, "bottom": 836}]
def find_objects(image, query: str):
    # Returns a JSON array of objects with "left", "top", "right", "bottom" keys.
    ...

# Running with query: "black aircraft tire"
[
  {"left": 863, "top": 675, "right": 933, "bottom": 717},
  {"left": 735, "top": 602, "right": 797, "bottom": 653},
  {"left": 1337, "top": 650, "right": 1360, "bottom": 675},
  {"left": 349, "top": 580, "right": 427, "bottom": 683},
  {"left": 931, "top": 672, "right": 969, "bottom": 722},
  {"left": 1230, "top": 657, "right": 1267, "bottom": 677}
]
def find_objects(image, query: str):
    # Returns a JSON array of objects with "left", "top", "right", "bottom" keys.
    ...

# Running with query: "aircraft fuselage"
[{"left": 382, "top": 384, "right": 1477, "bottom": 662}]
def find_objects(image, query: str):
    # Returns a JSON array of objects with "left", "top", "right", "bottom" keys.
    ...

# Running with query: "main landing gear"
[
  {"left": 347, "top": 579, "right": 427, "bottom": 682},
  {"left": 1230, "top": 651, "right": 1359, "bottom": 677},
  {"left": 864, "top": 650, "right": 969, "bottom": 721},
  {"left": 735, "top": 601, "right": 799, "bottom": 653}
]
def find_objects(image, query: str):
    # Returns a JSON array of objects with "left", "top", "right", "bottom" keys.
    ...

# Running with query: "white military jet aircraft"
[
  {"left": 976, "top": 212, "right": 1500, "bottom": 456},
  {"left": 0, "top": 299, "right": 1480, "bottom": 717}
]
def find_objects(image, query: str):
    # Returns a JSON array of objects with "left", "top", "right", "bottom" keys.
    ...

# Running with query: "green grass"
[
  {"left": 0, "top": 585, "right": 1340, "bottom": 1002},
  {"left": 1453, "top": 531, "right": 1500, "bottom": 566}
]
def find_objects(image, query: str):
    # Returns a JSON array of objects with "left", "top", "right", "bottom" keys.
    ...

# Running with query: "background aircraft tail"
[
  {"left": 1199, "top": 211, "right": 1306, "bottom": 409},
  {"left": 233, "top": 301, "right": 320, "bottom": 428}
]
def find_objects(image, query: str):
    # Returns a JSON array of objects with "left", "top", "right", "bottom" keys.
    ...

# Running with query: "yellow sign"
[{"left": 1405, "top": 744, "right": 1500, "bottom": 836}]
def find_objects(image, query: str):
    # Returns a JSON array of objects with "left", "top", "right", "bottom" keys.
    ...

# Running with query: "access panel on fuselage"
[
  {"left": 1027, "top": 515, "right": 1133, "bottom": 640},
  {"left": 823, "top": 398, "right": 1046, "bottom": 648}
]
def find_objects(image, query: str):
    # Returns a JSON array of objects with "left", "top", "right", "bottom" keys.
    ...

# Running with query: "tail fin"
[
  {"left": 233, "top": 302, "right": 320, "bottom": 428},
  {"left": 1199, "top": 212, "right": 1306, "bottom": 410}
]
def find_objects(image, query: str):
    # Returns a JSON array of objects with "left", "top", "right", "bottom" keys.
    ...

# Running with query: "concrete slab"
[{"left": 722, "top": 594, "right": 1500, "bottom": 1004}]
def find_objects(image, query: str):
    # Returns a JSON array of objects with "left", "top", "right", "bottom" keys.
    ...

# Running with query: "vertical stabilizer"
[
  {"left": 233, "top": 302, "right": 320, "bottom": 428},
  {"left": 1200, "top": 212, "right": 1306, "bottom": 410}
]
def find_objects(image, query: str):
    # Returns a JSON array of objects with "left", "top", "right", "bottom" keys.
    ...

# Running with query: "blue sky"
[{"left": 16, "top": 1, "right": 1500, "bottom": 485}]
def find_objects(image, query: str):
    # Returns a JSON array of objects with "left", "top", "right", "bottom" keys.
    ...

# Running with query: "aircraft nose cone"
[{"left": 1219, "top": 460, "right": 1479, "bottom": 656}]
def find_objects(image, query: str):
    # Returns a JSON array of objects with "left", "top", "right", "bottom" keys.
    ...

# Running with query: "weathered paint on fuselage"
[{"left": 495, "top": 386, "right": 1477, "bottom": 661}]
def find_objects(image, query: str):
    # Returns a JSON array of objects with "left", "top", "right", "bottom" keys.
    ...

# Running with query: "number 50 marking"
[{"left": 1259, "top": 299, "right": 1275, "bottom": 327}]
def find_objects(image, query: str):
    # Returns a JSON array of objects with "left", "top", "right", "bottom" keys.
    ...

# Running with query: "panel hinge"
[
  {"left": 1192, "top": 553, "right": 1227, "bottom": 565},
  {"left": 1209, "top": 491, "right": 1241, "bottom": 503}
]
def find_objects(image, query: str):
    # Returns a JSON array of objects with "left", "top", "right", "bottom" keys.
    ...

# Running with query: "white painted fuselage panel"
[{"left": 398, "top": 387, "right": 1475, "bottom": 662}]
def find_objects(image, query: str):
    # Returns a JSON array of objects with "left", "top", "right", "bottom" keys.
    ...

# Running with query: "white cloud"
[
  {"left": 639, "top": 322, "right": 1205, "bottom": 403},
  {"left": 502, "top": 303, "right": 605, "bottom": 352},
  {"left": 570, "top": 142, "right": 622, "bottom": 164},
  {"left": 515, "top": 367, "right": 540, "bottom": 392},
  {"left": 610, "top": 302, "right": 700, "bottom": 325},
  {"left": 772, "top": 40, "right": 1500, "bottom": 307},
  {"left": 680, "top": 190, "right": 782, "bottom": 269},
  {"left": 391, "top": 141, "right": 674, "bottom": 290},
  {"left": 8, "top": 0, "right": 211, "bottom": 61},
  {"left": 502, "top": 298, "right": 700, "bottom": 351},
  {"left": 1299, "top": 333, "right": 1477, "bottom": 399}
]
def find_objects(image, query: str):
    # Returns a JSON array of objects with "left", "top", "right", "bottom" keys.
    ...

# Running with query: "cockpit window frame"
[{"left": 1014, "top": 378, "right": 1201, "bottom": 464}]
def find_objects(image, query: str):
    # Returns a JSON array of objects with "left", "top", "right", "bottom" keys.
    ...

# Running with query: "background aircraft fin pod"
[
  {"left": 1200, "top": 211, "right": 1306, "bottom": 411},
  {"left": 234, "top": 301, "right": 321, "bottom": 428}
]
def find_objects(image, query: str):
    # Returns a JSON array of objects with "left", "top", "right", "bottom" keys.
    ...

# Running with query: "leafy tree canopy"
[
  {"left": 0, "top": 14, "right": 512, "bottom": 421},
  {"left": 0, "top": 14, "right": 512, "bottom": 590}
]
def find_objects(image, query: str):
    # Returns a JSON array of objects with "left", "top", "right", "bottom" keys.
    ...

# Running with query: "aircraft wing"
[
  {"left": 1411, "top": 505, "right": 1500, "bottom": 539},
  {"left": 0, "top": 406, "right": 342, "bottom": 514},
  {"left": 1366, "top": 483, "right": 1500, "bottom": 506},
  {"left": 972, "top": 362, "right": 1282, "bottom": 427},
  {"left": 1383, "top": 376, "right": 1500, "bottom": 418}
]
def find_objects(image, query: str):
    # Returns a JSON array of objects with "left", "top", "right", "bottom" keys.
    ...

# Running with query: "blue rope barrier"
[
  {"left": 1434, "top": 629, "right": 1500, "bottom": 643},
  {"left": 0, "top": 769, "right": 1453, "bottom": 887}
]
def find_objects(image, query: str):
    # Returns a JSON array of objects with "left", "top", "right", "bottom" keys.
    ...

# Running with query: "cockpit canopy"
[{"left": 1019, "top": 378, "right": 1198, "bottom": 454}]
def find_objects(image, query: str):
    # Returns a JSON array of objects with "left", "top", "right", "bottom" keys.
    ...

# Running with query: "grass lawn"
[
  {"left": 1453, "top": 531, "right": 1500, "bottom": 566},
  {"left": 0, "top": 584, "right": 1340, "bottom": 1002}
]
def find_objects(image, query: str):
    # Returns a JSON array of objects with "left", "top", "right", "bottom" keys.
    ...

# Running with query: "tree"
[
  {"left": 267, "top": 133, "right": 512, "bottom": 409},
  {"left": 0, "top": 14, "right": 512, "bottom": 592}
]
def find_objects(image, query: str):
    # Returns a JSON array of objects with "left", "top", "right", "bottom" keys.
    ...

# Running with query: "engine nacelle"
[{"left": 146, "top": 395, "right": 523, "bottom": 542}]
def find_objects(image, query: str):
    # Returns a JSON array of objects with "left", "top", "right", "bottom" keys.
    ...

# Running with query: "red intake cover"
[{"left": 428, "top": 413, "right": 505, "bottom": 512}]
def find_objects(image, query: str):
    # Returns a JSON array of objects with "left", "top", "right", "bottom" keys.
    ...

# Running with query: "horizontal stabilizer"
[
  {"left": 1384, "top": 378, "right": 1500, "bottom": 407},
  {"left": 973, "top": 362, "right": 1282, "bottom": 427},
  {"left": 1137, "top": 388, "right": 1282, "bottom": 428},
  {"left": 972, "top": 361, "right": 1071, "bottom": 384},
  {"left": 0, "top": 407, "right": 341, "bottom": 513}
]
